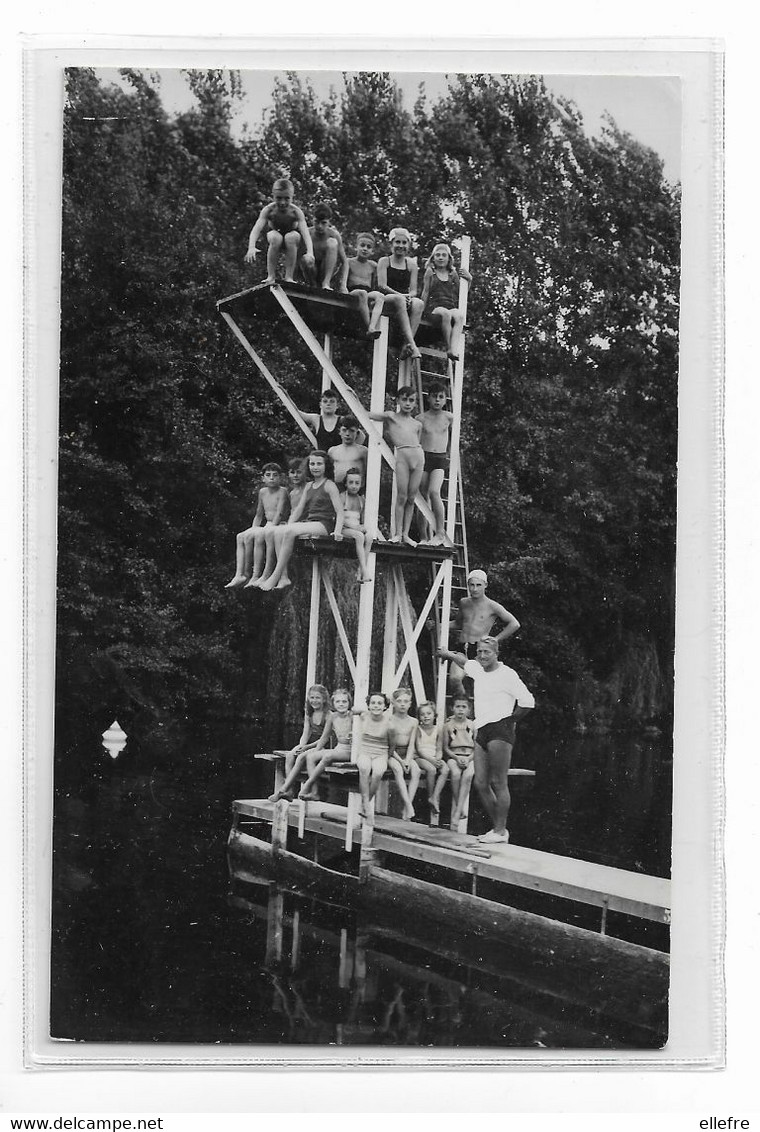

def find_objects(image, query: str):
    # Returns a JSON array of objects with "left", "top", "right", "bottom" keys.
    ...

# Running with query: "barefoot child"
[
  {"left": 335, "top": 468, "right": 374, "bottom": 583},
  {"left": 413, "top": 701, "right": 450, "bottom": 819},
  {"left": 257, "top": 450, "right": 344, "bottom": 591},
  {"left": 419, "top": 242, "right": 472, "bottom": 361},
  {"left": 296, "top": 688, "right": 354, "bottom": 800},
  {"left": 225, "top": 463, "right": 288, "bottom": 588},
  {"left": 244, "top": 178, "right": 315, "bottom": 284},
  {"left": 417, "top": 381, "right": 454, "bottom": 546},
  {"left": 386, "top": 687, "right": 421, "bottom": 821},
  {"left": 443, "top": 695, "right": 476, "bottom": 827},
  {"left": 346, "top": 232, "right": 385, "bottom": 336},
  {"left": 327, "top": 416, "right": 368, "bottom": 486},
  {"left": 369, "top": 228, "right": 425, "bottom": 359},
  {"left": 355, "top": 692, "right": 395, "bottom": 819},
  {"left": 302, "top": 203, "right": 349, "bottom": 291},
  {"left": 286, "top": 456, "right": 308, "bottom": 512},
  {"left": 269, "top": 684, "right": 331, "bottom": 796},
  {"left": 369, "top": 387, "right": 424, "bottom": 546}
]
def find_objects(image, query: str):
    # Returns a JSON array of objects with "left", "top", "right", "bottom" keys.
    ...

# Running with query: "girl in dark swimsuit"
[
  {"left": 368, "top": 227, "right": 425, "bottom": 359},
  {"left": 258, "top": 451, "right": 343, "bottom": 591},
  {"left": 419, "top": 243, "right": 472, "bottom": 361}
]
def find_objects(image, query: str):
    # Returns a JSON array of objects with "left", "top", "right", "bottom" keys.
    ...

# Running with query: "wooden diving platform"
[
  {"left": 217, "top": 281, "right": 450, "bottom": 349},
  {"left": 230, "top": 797, "right": 671, "bottom": 927}
]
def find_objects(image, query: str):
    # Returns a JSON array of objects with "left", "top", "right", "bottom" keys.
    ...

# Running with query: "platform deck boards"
[{"left": 232, "top": 797, "right": 671, "bottom": 923}]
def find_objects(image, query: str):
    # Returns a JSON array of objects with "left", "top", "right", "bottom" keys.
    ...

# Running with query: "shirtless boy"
[
  {"left": 448, "top": 569, "right": 521, "bottom": 693},
  {"left": 417, "top": 381, "right": 454, "bottom": 546},
  {"left": 369, "top": 387, "right": 424, "bottom": 546},
  {"left": 335, "top": 468, "right": 374, "bottom": 583},
  {"left": 302, "top": 203, "right": 349, "bottom": 291},
  {"left": 347, "top": 232, "right": 385, "bottom": 336},
  {"left": 327, "top": 416, "right": 369, "bottom": 486},
  {"left": 225, "top": 463, "right": 289, "bottom": 588},
  {"left": 244, "top": 178, "right": 315, "bottom": 285}
]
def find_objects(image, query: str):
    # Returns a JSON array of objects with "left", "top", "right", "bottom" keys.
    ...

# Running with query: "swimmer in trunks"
[
  {"left": 244, "top": 177, "right": 315, "bottom": 285},
  {"left": 368, "top": 386, "right": 424, "bottom": 546},
  {"left": 417, "top": 381, "right": 454, "bottom": 546},
  {"left": 346, "top": 232, "right": 385, "bottom": 335},
  {"left": 446, "top": 569, "right": 521, "bottom": 696}
]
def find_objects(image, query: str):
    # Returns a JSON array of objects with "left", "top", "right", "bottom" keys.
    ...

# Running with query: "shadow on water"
[{"left": 50, "top": 725, "right": 671, "bottom": 1047}]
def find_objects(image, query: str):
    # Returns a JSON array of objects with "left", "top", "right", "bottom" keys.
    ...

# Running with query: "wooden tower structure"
[{"left": 218, "top": 239, "right": 472, "bottom": 753}]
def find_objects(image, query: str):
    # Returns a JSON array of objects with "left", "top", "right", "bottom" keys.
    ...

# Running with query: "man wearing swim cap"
[
  {"left": 437, "top": 636, "right": 535, "bottom": 843},
  {"left": 447, "top": 569, "right": 521, "bottom": 696}
]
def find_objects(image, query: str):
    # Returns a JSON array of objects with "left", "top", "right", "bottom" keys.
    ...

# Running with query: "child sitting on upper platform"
[
  {"left": 346, "top": 232, "right": 385, "bottom": 337},
  {"left": 335, "top": 467, "right": 374, "bottom": 584},
  {"left": 369, "top": 227, "right": 425, "bottom": 361},
  {"left": 225, "top": 462, "right": 288, "bottom": 589},
  {"left": 244, "top": 177, "right": 315, "bottom": 285},
  {"left": 419, "top": 242, "right": 472, "bottom": 362},
  {"left": 301, "top": 202, "right": 349, "bottom": 292},
  {"left": 369, "top": 386, "right": 424, "bottom": 546}
]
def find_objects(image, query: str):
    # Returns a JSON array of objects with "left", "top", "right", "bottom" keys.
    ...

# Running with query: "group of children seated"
[
  {"left": 269, "top": 683, "right": 476, "bottom": 826},
  {"left": 245, "top": 178, "right": 472, "bottom": 363},
  {"left": 224, "top": 379, "right": 456, "bottom": 590}
]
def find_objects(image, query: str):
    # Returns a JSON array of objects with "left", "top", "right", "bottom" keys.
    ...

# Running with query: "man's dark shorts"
[
  {"left": 464, "top": 641, "right": 478, "bottom": 660},
  {"left": 476, "top": 717, "right": 516, "bottom": 748},
  {"left": 424, "top": 451, "right": 449, "bottom": 473}
]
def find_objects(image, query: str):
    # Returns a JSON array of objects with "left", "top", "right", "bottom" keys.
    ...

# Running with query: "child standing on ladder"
[
  {"left": 335, "top": 468, "right": 374, "bottom": 584},
  {"left": 386, "top": 687, "right": 421, "bottom": 821},
  {"left": 369, "top": 387, "right": 424, "bottom": 546},
  {"left": 370, "top": 227, "right": 424, "bottom": 362},
  {"left": 417, "top": 381, "right": 454, "bottom": 547},
  {"left": 244, "top": 178, "right": 315, "bottom": 285},
  {"left": 257, "top": 450, "right": 344, "bottom": 591},
  {"left": 225, "top": 463, "right": 289, "bottom": 588},
  {"left": 419, "top": 243, "right": 472, "bottom": 362}
]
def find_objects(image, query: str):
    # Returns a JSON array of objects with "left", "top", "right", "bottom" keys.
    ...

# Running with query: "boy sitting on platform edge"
[{"left": 225, "top": 463, "right": 289, "bottom": 589}]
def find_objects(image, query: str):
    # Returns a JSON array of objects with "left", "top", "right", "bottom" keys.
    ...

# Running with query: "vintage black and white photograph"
[{"left": 47, "top": 64, "right": 680, "bottom": 1053}]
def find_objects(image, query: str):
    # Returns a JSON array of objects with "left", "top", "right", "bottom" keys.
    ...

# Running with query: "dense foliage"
[{"left": 55, "top": 68, "right": 679, "bottom": 754}]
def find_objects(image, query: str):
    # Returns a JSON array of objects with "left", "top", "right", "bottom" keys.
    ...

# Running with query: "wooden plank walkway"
[{"left": 231, "top": 797, "right": 671, "bottom": 924}]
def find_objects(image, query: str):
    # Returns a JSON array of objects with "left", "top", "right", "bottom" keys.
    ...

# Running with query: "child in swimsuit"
[
  {"left": 225, "top": 463, "right": 289, "bottom": 588},
  {"left": 444, "top": 695, "right": 476, "bottom": 827},
  {"left": 346, "top": 232, "right": 385, "bottom": 336},
  {"left": 244, "top": 177, "right": 315, "bottom": 284},
  {"left": 417, "top": 381, "right": 455, "bottom": 546},
  {"left": 413, "top": 701, "right": 450, "bottom": 817},
  {"left": 269, "top": 684, "right": 332, "bottom": 798},
  {"left": 368, "top": 386, "right": 424, "bottom": 546},
  {"left": 335, "top": 467, "right": 374, "bottom": 583},
  {"left": 355, "top": 692, "right": 396, "bottom": 819},
  {"left": 257, "top": 450, "right": 343, "bottom": 591},
  {"left": 419, "top": 242, "right": 472, "bottom": 361},
  {"left": 386, "top": 687, "right": 421, "bottom": 821},
  {"left": 368, "top": 227, "right": 425, "bottom": 359},
  {"left": 295, "top": 688, "right": 355, "bottom": 800},
  {"left": 301, "top": 202, "right": 350, "bottom": 291}
]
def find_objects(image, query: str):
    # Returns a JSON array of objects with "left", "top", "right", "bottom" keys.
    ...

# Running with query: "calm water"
[{"left": 50, "top": 729, "right": 671, "bottom": 1048}]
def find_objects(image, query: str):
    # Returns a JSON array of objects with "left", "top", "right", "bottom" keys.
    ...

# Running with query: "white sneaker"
[{"left": 477, "top": 829, "right": 509, "bottom": 844}]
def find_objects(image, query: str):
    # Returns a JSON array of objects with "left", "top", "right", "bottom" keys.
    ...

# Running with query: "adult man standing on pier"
[{"left": 437, "top": 636, "right": 535, "bottom": 843}]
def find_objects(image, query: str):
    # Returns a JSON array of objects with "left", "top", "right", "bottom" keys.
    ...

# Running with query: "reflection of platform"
[
  {"left": 231, "top": 797, "right": 671, "bottom": 925},
  {"left": 217, "top": 281, "right": 447, "bottom": 349}
]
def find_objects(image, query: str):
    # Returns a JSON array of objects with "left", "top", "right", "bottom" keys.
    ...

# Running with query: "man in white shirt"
[{"left": 437, "top": 636, "right": 535, "bottom": 843}]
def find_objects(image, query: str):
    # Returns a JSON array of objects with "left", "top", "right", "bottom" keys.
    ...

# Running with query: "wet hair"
[
  {"left": 272, "top": 177, "right": 294, "bottom": 194},
  {"left": 330, "top": 687, "right": 353, "bottom": 710},
  {"left": 391, "top": 687, "right": 413, "bottom": 702},
  {"left": 356, "top": 232, "right": 376, "bottom": 245},
  {"left": 424, "top": 242, "right": 455, "bottom": 272},
  {"left": 344, "top": 467, "right": 363, "bottom": 481},
  {"left": 320, "top": 388, "right": 339, "bottom": 402},
  {"left": 288, "top": 456, "right": 307, "bottom": 473},
  {"left": 396, "top": 386, "right": 417, "bottom": 401},
  {"left": 366, "top": 690, "right": 391, "bottom": 709},
  {"left": 338, "top": 415, "right": 359, "bottom": 430},
  {"left": 307, "top": 449, "right": 335, "bottom": 480},
  {"left": 416, "top": 700, "right": 437, "bottom": 717},
  {"left": 305, "top": 684, "right": 331, "bottom": 716},
  {"left": 426, "top": 381, "right": 446, "bottom": 397},
  {"left": 262, "top": 462, "right": 283, "bottom": 475},
  {"left": 451, "top": 695, "right": 471, "bottom": 707},
  {"left": 314, "top": 202, "right": 333, "bottom": 221},
  {"left": 478, "top": 635, "right": 500, "bottom": 652}
]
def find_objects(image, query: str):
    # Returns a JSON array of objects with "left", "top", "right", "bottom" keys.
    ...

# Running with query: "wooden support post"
[
  {"left": 376, "top": 778, "right": 390, "bottom": 814},
  {"left": 306, "top": 559, "right": 320, "bottom": 690},
  {"left": 273, "top": 758, "right": 286, "bottom": 796},
  {"left": 345, "top": 791, "right": 361, "bottom": 851},
  {"left": 382, "top": 571, "right": 399, "bottom": 691},
  {"left": 297, "top": 799, "right": 306, "bottom": 839},
  {"left": 321, "top": 333, "right": 332, "bottom": 393},
  {"left": 271, "top": 799, "right": 290, "bottom": 855},
  {"left": 601, "top": 900, "right": 609, "bottom": 936},
  {"left": 359, "top": 814, "right": 377, "bottom": 883},
  {"left": 312, "top": 835, "right": 320, "bottom": 863},
  {"left": 469, "top": 864, "right": 478, "bottom": 897}
]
